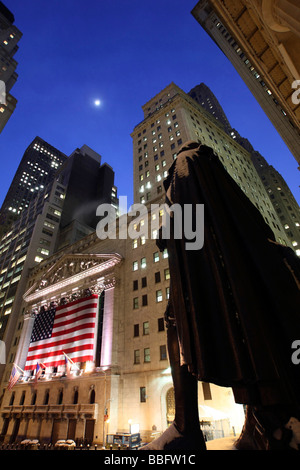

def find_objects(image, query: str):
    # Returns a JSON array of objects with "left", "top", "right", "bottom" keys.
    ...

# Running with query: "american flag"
[
  {"left": 34, "top": 362, "right": 43, "bottom": 383},
  {"left": 24, "top": 295, "right": 99, "bottom": 371},
  {"left": 7, "top": 365, "right": 21, "bottom": 390}
]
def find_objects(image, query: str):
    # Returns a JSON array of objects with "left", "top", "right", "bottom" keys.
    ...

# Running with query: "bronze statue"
[{"left": 141, "top": 141, "right": 300, "bottom": 451}]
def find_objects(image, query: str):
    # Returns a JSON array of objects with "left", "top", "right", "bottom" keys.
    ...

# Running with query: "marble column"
[
  {"left": 14, "top": 311, "right": 36, "bottom": 375},
  {"left": 100, "top": 286, "right": 115, "bottom": 369}
]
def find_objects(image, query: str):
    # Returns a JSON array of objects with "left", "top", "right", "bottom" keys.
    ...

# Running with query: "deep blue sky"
[{"left": 0, "top": 0, "right": 299, "bottom": 208}]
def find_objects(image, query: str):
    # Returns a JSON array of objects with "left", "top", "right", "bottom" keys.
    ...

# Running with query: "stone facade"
[
  {"left": 0, "top": 210, "right": 245, "bottom": 445},
  {"left": 192, "top": 0, "right": 300, "bottom": 169}
]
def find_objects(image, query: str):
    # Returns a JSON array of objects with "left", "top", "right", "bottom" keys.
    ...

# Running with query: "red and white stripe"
[{"left": 24, "top": 295, "right": 99, "bottom": 370}]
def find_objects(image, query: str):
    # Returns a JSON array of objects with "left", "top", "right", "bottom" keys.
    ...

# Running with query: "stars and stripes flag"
[
  {"left": 24, "top": 294, "right": 99, "bottom": 371},
  {"left": 7, "top": 365, "right": 21, "bottom": 390},
  {"left": 64, "top": 353, "right": 72, "bottom": 377},
  {"left": 34, "top": 362, "right": 45, "bottom": 383}
]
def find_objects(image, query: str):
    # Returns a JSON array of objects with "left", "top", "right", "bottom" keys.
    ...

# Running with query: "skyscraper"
[
  {"left": 1, "top": 83, "right": 298, "bottom": 448},
  {"left": 189, "top": 82, "right": 232, "bottom": 134},
  {"left": 55, "top": 144, "right": 118, "bottom": 250},
  {"left": 191, "top": 0, "right": 300, "bottom": 169},
  {"left": 251, "top": 152, "right": 300, "bottom": 254},
  {"left": 188, "top": 82, "right": 300, "bottom": 252},
  {"left": 0, "top": 137, "right": 67, "bottom": 237},
  {"left": 131, "top": 82, "right": 292, "bottom": 249},
  {"left": 0, "top": 2, "right": 22, "bottom": 133},
  {"left": 0, "top": 141, "right": 117, "bottom": 385}
]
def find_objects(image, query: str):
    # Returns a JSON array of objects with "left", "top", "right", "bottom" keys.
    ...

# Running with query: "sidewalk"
[{"left": 206, "top": 437, "right": 237, "bottom": 450}]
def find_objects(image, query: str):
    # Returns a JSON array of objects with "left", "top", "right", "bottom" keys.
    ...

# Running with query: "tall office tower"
[
  {"left": 191, "top": 0, "right": 300, "bottom": 170},
  {"left": 189, "top": 82, "right": 232, "bottom": 134},
  {"left": 0, "top": 137, "right": 67, "bottom": 237},
  {"left": 0, "top": 2, "right": 22, "bottom": 133},
  {"left": 131, "top": 82, "right": 291, "bottom": 249},
  {"left": 55, "top": 144, "right": 118, "bottom": 250},
  {"left": 0, "top": 142, "right": 117, "bottom": 384},
  {"left": 188, "top": 82, "right": 253, "bottom": 151},
  {"left": 189, "top": 82, "right": 300, "bottom": 252},
  {"left": 251, "top": 152, "right": 300, "bottom": 254},
  {"left": 0, "top": 180, "right": 66, "bottom": 377}
]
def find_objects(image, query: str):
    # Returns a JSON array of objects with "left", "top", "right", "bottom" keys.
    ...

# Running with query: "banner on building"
[{"left": 24, "top": 294, "right": 99, "bottom": 370}]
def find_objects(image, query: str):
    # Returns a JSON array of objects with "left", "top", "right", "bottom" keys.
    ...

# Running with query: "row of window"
[
  {"left": 134, "top": 318, "right": 165, "bottom": 337},
  {"left": 134, "top": 345, "right": 167, "bottom": 365},
  {"left": 133, "top": 287, "right": 170, "bottom": 308},
  {"left": 133, "top": 269, "right": 170, "bottom": 291},
  {"left": 132, "top": 250, "right": 168, "bottom": 271}
]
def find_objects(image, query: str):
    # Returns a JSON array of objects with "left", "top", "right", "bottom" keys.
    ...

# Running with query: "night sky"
[{"left": 0, "top": 0, "right": 299, "bottom": 209}]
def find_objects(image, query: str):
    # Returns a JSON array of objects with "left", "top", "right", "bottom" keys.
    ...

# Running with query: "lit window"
[
  {"left": 156, "top": 290, "right": 163, "bottom": 302},
  {"left": 143, "top": 322, "right": 149, "bottom": 335},
  {"left": 152, "top": 229, "right": 158, "bottom": 239},
  {"left": 133, "top": 261, "right": 138, "bottom": 271},
  {"left": 141, "top": 257, "right": 146, "bottom": 269},
  {"left": 153, "top": 252, "right": 159, "bottom": 263},
  {"left": 144, "top": 348, "right": 150, "bottom": 363}
]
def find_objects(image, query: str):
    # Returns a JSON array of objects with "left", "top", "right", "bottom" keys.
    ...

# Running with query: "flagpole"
[
  {"left": 13, "top": 363, "right": 24, "bottom": 374},
  {"left": 63, "top": 352, "right": 80, "bottom": 369}
]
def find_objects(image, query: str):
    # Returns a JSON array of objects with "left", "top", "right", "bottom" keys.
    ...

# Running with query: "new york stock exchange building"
[{"left": 0, "top": 211, "right": 245, "bottom": 448}]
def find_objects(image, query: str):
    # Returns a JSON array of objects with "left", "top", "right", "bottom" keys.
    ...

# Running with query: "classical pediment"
[{"left": 23, "top": 253, "right": 122, "bottom": 304}]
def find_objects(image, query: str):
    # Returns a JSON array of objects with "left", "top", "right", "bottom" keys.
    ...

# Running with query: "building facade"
[
  {"left": 188, "top": 82, "right": 300, "bottom": 251},
  {"left": 0, "top": 1, "right": 22, "bottom": 134},
  {"left": 191, "top": 0, "right": 300, "bottom": 169},
  {"left": 0, "top": 137, "right": 67, "bottom": 238},
  {"left": 251, "top": 152, "right": 300, "bottom": 254},
  {"left": 0, "top": 180, "right": 67, "bottom": 382},
  {"left": 0, "top": 214, "right": 244, "bottom": 446},
  {"left": 2, "top": 82, "right": 300, "bottom": 447},
  {"left": 131, "top": 82, "right": 292, "bottom": 249},
  {"left": 0, "top": 142, "right": 118, "bottom": 386}
]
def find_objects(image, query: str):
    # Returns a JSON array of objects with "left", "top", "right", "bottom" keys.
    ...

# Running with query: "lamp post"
[
  {"left": 98, "top": 367, "right": 112, "bottom": 449},
  {"left": 103, "top": 399, "right": 112, "bottom": 449}
]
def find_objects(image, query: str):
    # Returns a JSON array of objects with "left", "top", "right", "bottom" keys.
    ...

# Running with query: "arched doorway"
[{"left": 165, "top": 387, "right": 175, "bottom": 427}]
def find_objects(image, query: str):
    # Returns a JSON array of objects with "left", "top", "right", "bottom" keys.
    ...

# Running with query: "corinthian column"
[
  {"left": 100, "top": 285, "right": 115, "bottom": 369},
  {"left": 14, "top": 310, "right": 36, "bottom": 374}
]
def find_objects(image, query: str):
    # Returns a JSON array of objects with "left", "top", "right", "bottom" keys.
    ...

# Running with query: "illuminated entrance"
[{"left": 166, "top": 387, "right": 175, "bottom": 426}]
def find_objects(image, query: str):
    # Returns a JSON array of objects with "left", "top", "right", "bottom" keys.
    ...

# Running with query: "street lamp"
[{"left": 98, "top": 367, "right": 112, "bottom": 449}]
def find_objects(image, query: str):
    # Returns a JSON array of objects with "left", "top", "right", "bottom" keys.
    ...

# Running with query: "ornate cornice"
[{"left": 23, "top": 253, "right": 122, "bottom": 304}]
